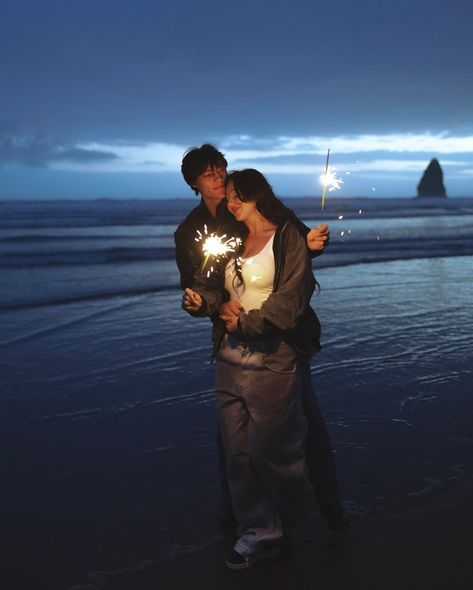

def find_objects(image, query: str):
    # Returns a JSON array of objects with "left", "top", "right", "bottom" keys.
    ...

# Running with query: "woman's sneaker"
[{"left": 225, "top": 541, "right": 280, "bottom": 570}]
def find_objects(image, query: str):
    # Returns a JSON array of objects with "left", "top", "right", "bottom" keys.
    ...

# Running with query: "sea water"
[{"left": 1, "top": 197, "right": 473, "bottom": 586}]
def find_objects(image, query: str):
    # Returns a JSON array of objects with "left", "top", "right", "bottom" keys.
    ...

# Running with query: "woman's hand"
[
  {"left": 219, "top": 300, "right": 244, "bottom": 319},
  {"left": 182, "top": 288, "right": 202, "bottom": 312},
  {"left": 307, "top": 223, "right": 330, "bottom": 252},
  {"left": 219, "top": 300, "right": 243, "bottom": 332},
  {"left": 220, "top": 314, "right": 239, "bottom": 332}
]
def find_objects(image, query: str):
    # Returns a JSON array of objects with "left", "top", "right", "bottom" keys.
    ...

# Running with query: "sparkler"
[
  {"left": 319, "top": 148, "right": 343, "bottom": 221},
  {"left": 194, "top": 225, "right": 241, "bottom": 277}
]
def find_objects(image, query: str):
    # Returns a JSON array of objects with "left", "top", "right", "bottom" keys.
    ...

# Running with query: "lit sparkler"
[
  {"left": 194, "top": 225, "right": 241, "bottom": 276},
  {"left": 319, "top": 149, "right": 343, "bottom": 221}
]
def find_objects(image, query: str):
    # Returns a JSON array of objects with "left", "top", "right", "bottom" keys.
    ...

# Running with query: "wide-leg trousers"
[{"left": 215, "top": 335, "right": 316, "bottom": 556}]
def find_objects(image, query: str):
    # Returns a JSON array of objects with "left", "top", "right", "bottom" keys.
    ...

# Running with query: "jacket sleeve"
[
  {"left": 174, "top": 224, "right": 203, "bottom": 290},
  {"left": 183, "top": 260, "right": 228, "bottom": 317},
  {"left": 237, "top": 223, "right": 315, "bottom": 338}
]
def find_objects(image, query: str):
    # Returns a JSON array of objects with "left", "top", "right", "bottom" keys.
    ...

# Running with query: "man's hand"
[
  {"left": 182, "top": 288, "right": 202, "bottom": 312},
  {"left": 307, "top": 223, "right": 330, "bottom": 253}
]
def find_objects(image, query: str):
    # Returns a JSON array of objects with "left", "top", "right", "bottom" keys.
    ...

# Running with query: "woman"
[{"left": 183, "top": 169, "right": 322, "bottom": 570}]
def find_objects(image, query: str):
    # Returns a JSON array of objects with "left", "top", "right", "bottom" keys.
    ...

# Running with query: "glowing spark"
[
  {"left": 319, "top": 149, "right": 330, "bottom": 214},
  {"left": 202, "top": 235, "right": 233, "bottom": 258},
  {"left": 320, "top": 166, "right": 344, "bottom": 193},
  {"left": 319, "top": 149, "right": 343, "bottom": 222},
  {"left": 195, "top": 229, "right": 242, "bottom": 276}
]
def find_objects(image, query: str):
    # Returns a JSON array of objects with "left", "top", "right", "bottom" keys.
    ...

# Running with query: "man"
[
  {"left": 175, "top": 144, "right": 351, "bottom": 533},
  {"left": 175, "top": 145, "right": 329, "bottom": 290}
]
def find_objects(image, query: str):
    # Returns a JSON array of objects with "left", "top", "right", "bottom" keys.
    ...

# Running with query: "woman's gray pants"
[{"left": 215, "top": 335, "right": 316, "bottom": 557}]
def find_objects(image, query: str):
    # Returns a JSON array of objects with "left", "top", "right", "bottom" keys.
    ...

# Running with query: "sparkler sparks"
[
  {"left": 195, "top": 225, "right": 241, "bottom": 276},
  {"left": 319, "top": 149, "right": 343, "bottom": 222},
  {"left": 319, "top": 166, "right": 344, "bottom": 195}
]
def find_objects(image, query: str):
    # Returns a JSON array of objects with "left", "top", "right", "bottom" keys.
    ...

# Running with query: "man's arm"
[{"left": 174, "top": 225, "right": 203, "bottom": 289}]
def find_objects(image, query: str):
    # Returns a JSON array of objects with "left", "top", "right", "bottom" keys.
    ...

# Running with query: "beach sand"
[
  {"left": 2, "top": 200, "right": 473, "bottom": 590},
  {"left": 68, "top": 477, "right": 473, "bottom": 590}
]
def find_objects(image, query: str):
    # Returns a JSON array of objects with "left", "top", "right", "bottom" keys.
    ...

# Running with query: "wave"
[
  {"left": 0, "top": 284, "right": 177, "bottom": 311},
  {"left": 2, "top": 233, "right": 473, "bottom": 269},
  {"left": 0, "top": 234, "right": 161, "bottom": 243},
  {"left": 1, "top": 197, "right": 473, "bottom": 230},
  {"left": 0, "top": 199, "right": 195, "bottom": 229},
  {"left": 2, "top": 251, "right": 472, "bottom": 312},
  {"left": 0, "top": 247, "right": 176, "bottom": 267}
]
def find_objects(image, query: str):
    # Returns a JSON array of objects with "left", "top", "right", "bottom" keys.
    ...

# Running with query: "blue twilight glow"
[{"left": 1, "top": 0, "right": 472, "bottom": 198}]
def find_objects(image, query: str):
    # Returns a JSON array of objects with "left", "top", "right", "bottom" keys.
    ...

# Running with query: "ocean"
[{"left": 1, "top": 196, "right": 473, "bottom": 588}]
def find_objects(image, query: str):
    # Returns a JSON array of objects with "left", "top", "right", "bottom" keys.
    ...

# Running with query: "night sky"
[{"left": 1, "top": 0, "right": 472, "bottom": 199}]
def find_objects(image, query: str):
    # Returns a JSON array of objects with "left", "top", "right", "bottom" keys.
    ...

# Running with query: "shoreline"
[
  {"left": 66, "top": 476, "right": 473, "bottom": 590},
  {"left": 2, "top": 205, "right": 472, "bottom": 590}
]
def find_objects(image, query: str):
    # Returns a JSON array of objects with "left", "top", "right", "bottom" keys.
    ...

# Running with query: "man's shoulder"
[{"left": 175, "top": 202, "right": 207, "bottom": 238}]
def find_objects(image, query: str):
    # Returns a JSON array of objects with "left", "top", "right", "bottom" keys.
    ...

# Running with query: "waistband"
[{"left": 223, "top": 333, "right": 291, "bottom": 354}]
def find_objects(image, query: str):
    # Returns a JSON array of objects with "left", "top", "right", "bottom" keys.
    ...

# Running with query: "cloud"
[
  {"left": 277, "top": 133, "right": 473, "bottom": 155},
  {"left": 222, "top": 132, "right": 473, "bottom": 157},
  {"left": 2, "top": 130, "right": 472, "bottom": 182},
  {"left": 0, "top": 130, "right": 119, "bottom": 168},
  {"left": 49, "top": 142, "right": 184, "bottom": 173}
]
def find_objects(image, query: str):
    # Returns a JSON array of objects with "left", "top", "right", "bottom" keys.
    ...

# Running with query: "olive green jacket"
[{"left": 190, "top": 220, "right": 321, "bottom": 357}]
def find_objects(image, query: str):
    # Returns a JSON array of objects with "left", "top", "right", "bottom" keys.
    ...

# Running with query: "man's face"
[{"left": 193, "top": 165, "right": 227, "bottom": 201}]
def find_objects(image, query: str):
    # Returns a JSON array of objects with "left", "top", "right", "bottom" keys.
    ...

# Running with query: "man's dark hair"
[{"left": 181, "top": 144, "right": 228, "bottom": 195}]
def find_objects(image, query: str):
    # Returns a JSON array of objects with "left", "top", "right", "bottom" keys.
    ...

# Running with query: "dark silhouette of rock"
[{"left": 417, "top": 158, "right": 447, "bottom": 197}]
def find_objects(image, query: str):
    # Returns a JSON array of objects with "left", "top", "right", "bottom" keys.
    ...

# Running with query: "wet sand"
[
  {"left": 65, "top": 477, "right": 473, "bottom": 590},
  {"left": 2, "top": 205, "right": 473, "bottom": 590}
]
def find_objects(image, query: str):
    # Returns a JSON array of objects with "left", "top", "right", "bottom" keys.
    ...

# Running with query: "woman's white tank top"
[{"left": 224, "top": 233, "right": 275, "bottom": 311}]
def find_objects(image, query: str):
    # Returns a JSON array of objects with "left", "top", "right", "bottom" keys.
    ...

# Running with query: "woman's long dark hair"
[
  {"left": 225, "top": 169, "right": 294, "bottom": 292},
  {"left": 226, "top": 169, "right": 294, "bottom": 229}
]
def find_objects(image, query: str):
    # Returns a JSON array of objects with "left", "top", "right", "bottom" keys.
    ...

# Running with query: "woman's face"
[{"left": 226, "top": 180, "right": 256, "bottom": 223}]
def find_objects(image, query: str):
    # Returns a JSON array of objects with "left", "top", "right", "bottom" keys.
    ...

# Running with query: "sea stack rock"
[{"left": 417, "top": 158, "right": 447, "bottom": 197}]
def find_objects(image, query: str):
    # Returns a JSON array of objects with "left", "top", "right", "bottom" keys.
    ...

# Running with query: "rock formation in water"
[{"left": 417, "top": 158, "right": 447, "bottom": 197}]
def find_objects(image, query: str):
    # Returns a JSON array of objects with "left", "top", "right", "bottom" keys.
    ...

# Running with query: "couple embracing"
[{"left": 175, "top": 144, "right": 350, "bottom": 570}]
